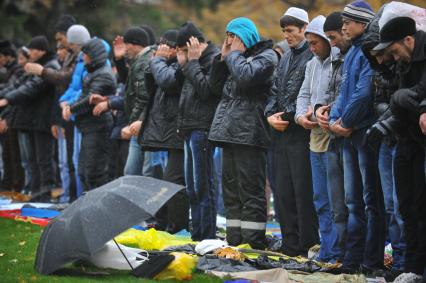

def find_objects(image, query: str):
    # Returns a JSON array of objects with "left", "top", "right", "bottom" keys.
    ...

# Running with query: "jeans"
[
  {"left": 310, "top": 151, "right": 341, "bottom": 262},
  {"left": 143, "top": 151, "right": 164, "bottom": 179},
  {"left": 326, "top": 138, "right": 347, "bottom": 262},
  {"left": 78, "top": 131, "right": 110, "bottom": 191},
  {"left": 342, "top": 129, "right": 385, "bottom": 268},
  {"left": 184, "top": 130, "right": 216, "bottom": 241},
  {"left": 17, "top": 131, "right": 37, "bottom": 193},
  {"left": 213, "top": 147, "right": 225, "bottom": 216},
  {"left": 378, "top": 142, "right": 405, "bottom": 271},
  {"left": 73, "top": 126, "right": 83, "bottom": 198},
  {"left": 124, "top": 136, "right": 145, "bottom": 176},
  {"left": 57, "top": 128, "right": 71, "bottom": 203}
]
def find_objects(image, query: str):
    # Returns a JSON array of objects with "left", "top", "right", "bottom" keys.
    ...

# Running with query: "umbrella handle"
[{"left": 113, "top": 238, "right": 134, "bottom": 271}]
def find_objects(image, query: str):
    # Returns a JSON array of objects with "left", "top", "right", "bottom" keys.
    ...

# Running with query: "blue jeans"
[
  {"left": 342, "top": 129, "right": 385, "bottom": 268},
  {"left": 326, "top": 138, "right": 347, "bottom": 261},
  {"left": 142, "top": 151, "right": 165, "bottom": 178},
  {"left": 213, "top": 147, "right": 225, "bottom": 216},
  {"left": 124, "top": 136, "right": 145, "bottom": 176},
  {"left": 17, "top": 131, "right": 35, "bottom": 192},
  {"left": 73, "top": 126, "right": 83, "bottom": 198},
  {"left": 184, "top": 130, "right": 216, "bottom": 241},
  {"left": 379, "top": 142, "right": 405, "bottom": 270},
  {"left": 310, "top": 151, "right": 341, "bottom": 262},
  {"left": 57, "top": 128, "right": 71, "bottom": 203}
]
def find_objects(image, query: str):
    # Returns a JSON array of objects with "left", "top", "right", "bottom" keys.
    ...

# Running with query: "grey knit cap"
[{"left": 67, "top": 24, "right": 91, "bottom": 45}]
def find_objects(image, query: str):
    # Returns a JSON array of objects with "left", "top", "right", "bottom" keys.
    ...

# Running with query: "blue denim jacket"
[{"left": 329, "top": 34, "right": 375, "bottom": 130}]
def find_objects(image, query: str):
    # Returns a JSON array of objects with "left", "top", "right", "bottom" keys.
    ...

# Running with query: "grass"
[{"left": 0, "top": 218, "right": 223, "bottom": 283}]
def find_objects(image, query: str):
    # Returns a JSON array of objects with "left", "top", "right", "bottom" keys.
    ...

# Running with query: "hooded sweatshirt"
[{"left": 295, "top": 15, "right": 340, "bottom": 152}]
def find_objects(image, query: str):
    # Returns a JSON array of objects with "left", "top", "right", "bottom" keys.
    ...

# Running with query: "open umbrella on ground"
[{"left": 34, "top": 176, "right": 184, "bottom": 275}]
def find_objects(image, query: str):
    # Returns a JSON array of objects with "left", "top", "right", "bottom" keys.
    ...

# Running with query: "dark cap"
[
  {"left": 159, "top": 29, "right": 178, "bottom": 48},
  {"left": 140, "top": 24, "right": 156, "bottom": 45},
  {"left": 123, "top": 27, "right": 149, "bottom": 47},
  {"left": 0, "top": 40, "right": 16, "bottom": 57},
  {"left": 324, "top": 12, "right": 343, "bottom": 32},
  {"left": 373, "top": 17, "right": 416, "bottom": 51},
  {"left": 28, "top": 35, "right": 50, "bottom": 52},
  {"left": 55, "top": 15, "right": 76, "bottom": 33},
  {"left": 176, "top": 21, "right": 205, "bottom": 48}
]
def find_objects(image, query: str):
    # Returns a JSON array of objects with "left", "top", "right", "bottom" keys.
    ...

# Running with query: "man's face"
[
  {"left": 125, "top": 43, "right": 142, "bottom": 59},
  {"left": 282, "top": 24, "right": 306, "bottom": 48},
  {"left": 325, "top": 30, "right": 350, "bottom": 53},
  {"left": 83, "top": 53, "right": 91, "bottom": 65},
  {"left": 386, "top": 38, "right": 414, "bottom": 64},
  {"left": 55, "top": 32, "right": 68, "bottom": 48},
  {"left": 68, "top": 43, "right": 81, "bottom": 53},
  {"left": 306, "top": 33, "right": 330, "bottom": 60},
  {"left": 370, "top": 49, "right": 393, "bottom": 65},
  {"left": 28, "top": 49, "right": 45, "bottom": 62},
  {"left": 0, "top": 54, "right": 7, "bottom": 68},
  {"left": 57, "top": 47, "right": 68, "bottom": 62},
  {"left": 342, "top": 18, "right": 366, "bottom": 40},
  {"left": 18, "top": 53, "right": 28, "bottom": 67}
]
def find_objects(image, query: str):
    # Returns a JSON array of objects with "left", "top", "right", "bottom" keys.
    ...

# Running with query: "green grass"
[{"left": 0, "top": 218, "right": 223, "bottom": 283}]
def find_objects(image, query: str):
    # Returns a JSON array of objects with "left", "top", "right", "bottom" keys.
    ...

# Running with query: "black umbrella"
[{"left": 34, "top": 176, "right": 184, "bottom": 275}]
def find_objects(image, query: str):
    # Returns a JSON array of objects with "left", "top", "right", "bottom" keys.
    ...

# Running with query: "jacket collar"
[
  {"left": 291, "top": 40, "right": 309, "bottom": 55},
  {"left": 412, "top": 31, "right": 426, "bottom": 63}
]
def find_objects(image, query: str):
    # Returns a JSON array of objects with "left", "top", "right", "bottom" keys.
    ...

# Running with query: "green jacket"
[{"left": 124, "top": 47, "right": 155, "bottom": 123}]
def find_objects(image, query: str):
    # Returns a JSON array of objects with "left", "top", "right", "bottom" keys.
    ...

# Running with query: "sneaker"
[{"left": 393, "top": 272, "right": 424, "bottom": 283}]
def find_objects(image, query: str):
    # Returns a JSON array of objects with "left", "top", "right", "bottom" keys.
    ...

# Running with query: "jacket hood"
[
  {"left": 81, "top": 38, "right": 107, "bottom": 72},
  {"left": 305, "top": 15, "right": 329, "bottom": 46}
]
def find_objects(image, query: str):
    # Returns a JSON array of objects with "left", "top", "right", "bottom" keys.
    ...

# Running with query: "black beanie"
[
  {"left": 0, "top": 40, "right": 16, "bottom": 57},
  {"left": 176, "top": 21, "right": 205, "bottom": 48},
  {"left": 324, "top": 12, "right": 343, "bottom": 32},
  {"left": 28, "top": 35, "right": 49, "bottom": 52},
  {"left": 140, "top": 24, "right": 156, "bottom": 45},
  {"left": 123, "top": 27, "right": 149, "bottom": 47},
  {"left": 159, "top": 29, "right": 178, "bottom": 47},
  {"left": 55, "top": 14, "right": 77, "bottom": 33}
]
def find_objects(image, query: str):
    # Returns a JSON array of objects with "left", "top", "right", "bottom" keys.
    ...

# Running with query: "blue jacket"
[
  {"left": 329, "top": 34, "right": 375, "bottom": 130},
  {"left": 60, "top": 39, "right": 111, "bottom": 105}
]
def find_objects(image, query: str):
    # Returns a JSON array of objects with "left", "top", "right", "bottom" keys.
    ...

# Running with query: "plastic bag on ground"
[
  {"left": 115, "top": 228, "right": 195, "bottom": 250},
  {"left": 154, "top": 252, "right": 197, "bottom": 281},
  {"left": 195, "top": 239, "right": 228, "bottom": 255},
  {"left": 89, "top": 240, "right": 147, "bottom": 270}
]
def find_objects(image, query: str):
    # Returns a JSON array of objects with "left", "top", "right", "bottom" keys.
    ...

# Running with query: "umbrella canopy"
[{"left": 34, "top": 176, "right": 184, "bottom": 275}]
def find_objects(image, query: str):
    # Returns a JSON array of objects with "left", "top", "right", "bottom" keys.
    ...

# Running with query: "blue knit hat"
[
  {"left": 226, "top": 17, "right": 260, "bottom": 49},
  {"left": 342, "top": 0, "right": 375, "bottom": 24}
]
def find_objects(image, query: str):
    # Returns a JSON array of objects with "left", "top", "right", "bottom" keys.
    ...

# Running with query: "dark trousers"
[
  {"left": 1, "top": 129, "right": 24, "bottom": 190},
  {"left": 223, "top": 143, "right": 267, "bottom": 250},
  {"left": 394, "top": 139, "right": 426, "bottom": 275},
  {"left": 156, "top": 149, "right": 189, "bottom": 233},
  {"left": 108, "top": 139, "right": 129, "bottom": 180},
  {"left": 274, "top": 124, "right": 319, "bottom": 256},
  {"left": 78, "top": 131, "right": 110, "bottom": 191},
  {"left": 33, "top": 131, "right": 56, "bottom": 192}
]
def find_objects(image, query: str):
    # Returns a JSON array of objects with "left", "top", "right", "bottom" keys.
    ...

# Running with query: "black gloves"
[{"left": 364, "top": 119, "right": 394, "bottom": 151}]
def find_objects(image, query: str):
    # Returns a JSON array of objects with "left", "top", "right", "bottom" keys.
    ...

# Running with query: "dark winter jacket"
[
  {"left": 265, "top": 40, "right": 313, "bottom": 118},
  {"left": 208, "top": 40, "right": 279, "bottom": 149},
  {"left": 0, "top": 59, "right": 24, "bottom": 122},
  {"left": 109, "top": 83, "right": 128, "bottom": 140},
  {"left": 139, "top": 56, "right": 183, "bottom": 151},
  {"left": 387, "top": 31, "right": 426, "bottom": 145},
  {"left": 177, "top": 42, "right": 220, "bottom": 135},
  {"left": 41, "top": 51, "right": 77, "bottom": 127},
  {"left": 70, "top": 38, "right": 116, "bottom": 133},
  {"left": 4, "top": 53, "right": 60, "bottom": 132},
  {"left": 123, "top": 47, "right": 155, "bottom": 124}
]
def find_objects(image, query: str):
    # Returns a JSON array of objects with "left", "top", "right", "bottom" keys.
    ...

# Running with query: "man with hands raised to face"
[
  {"left": 175, "top": 21, "right": 220, "bottom": 241},
  {"left": 139, "top": 30, "right": 190, "bottom": 234},
  {"left": 265, "top": 7, "right": 319, "bottom": 257},
  {"left": 208, "top": 17, "right": 279, "bottom": 249}
]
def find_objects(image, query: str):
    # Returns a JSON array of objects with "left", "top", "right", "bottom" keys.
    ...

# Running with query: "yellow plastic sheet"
[{"left": 115, "top": 228, "right": 196, "bottom": 250}]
